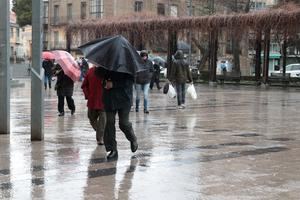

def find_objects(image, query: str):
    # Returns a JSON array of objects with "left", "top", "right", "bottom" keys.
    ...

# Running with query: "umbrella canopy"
[
  {"left": 42, "top": 51, "right": 55, "bottom": 60},
  {"left": 78, "top": 35, "right": 146, "bottom": 76},
  {"left": 52, "top": 50, "right": 81, "bottom": 82},
  {"left": 151, "top": 56, "right": 166, "bottom": 67}
]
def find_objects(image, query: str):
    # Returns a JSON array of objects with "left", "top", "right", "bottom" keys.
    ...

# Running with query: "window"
[
  {"left": 54, "top": 5, "right": 59, "bottom": 25},
  {"left": 81, "top": 2, "right": 87, "bottom": 20},
  {"left": 157, "top": 3, "right": 165, "bottom": 15},
  {"left": 10, "top": 28, "right": 13, "bottom": 38},
  {"left": 43, "top": 2, "right": 49, "bottom": 23},
  {"left": 90, "top": 0, "right": 103, "bottom": 18},
  {"left": 67, "top": 3, "right": 72, "bottom": 21},
  {"left": 170, "top": 5, "right": 178, "bottom": 17},
  {"left": 134, "top": 1, "right": 143, "bottom": 12},
  {"left": 54, "top": 31, "right": 59, "bottom": 47}
]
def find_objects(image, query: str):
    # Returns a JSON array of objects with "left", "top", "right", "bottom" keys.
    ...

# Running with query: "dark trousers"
[
  {"left": 58, "top": 95, "right": 75, "bottom": 113},
  {"left": 150, "top": 75, "right": 160, "bottom": 89},
  {"left": 175, "top": 83, "right": 186, "bottom": 106},
  {"left": 104, "top": 107, "right": 136, "bottom": 152},
  {"left": 88, "top": 109, "right": 106, "bottom": 142}
]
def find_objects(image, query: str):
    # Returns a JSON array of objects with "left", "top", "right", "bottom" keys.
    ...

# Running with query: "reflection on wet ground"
[{"left": 1, "top": 80, "right": 300, "bottom": 200}]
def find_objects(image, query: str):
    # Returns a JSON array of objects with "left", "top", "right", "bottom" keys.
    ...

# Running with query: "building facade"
[{"left": 47, "top": 0, "right": 189, "bottom": 51}]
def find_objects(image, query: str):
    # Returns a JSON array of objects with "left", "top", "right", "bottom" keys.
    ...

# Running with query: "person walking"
[
  {"left": 81, "top": 66, "right": 106, "bottom": 145},
  {"left": 135, "top": 51, "right": 154, "bottom": 114},
  {"left": 150, "top": 63, "right": 162, "bottom": 90},
  {"left": 97, "top": 68, "right": 138, "bottom": 160},
  {"left": 170, "top": 50, "right": 193, "bottom": 109},
  {"left": 79, "top": 57, "right": 89, "bottom": 81},
  {"left": 53, "top": 64, "right": 76, "bottom": 116},
  {"left": 42, "top": 59, "right": 54, "bottom": 89}
]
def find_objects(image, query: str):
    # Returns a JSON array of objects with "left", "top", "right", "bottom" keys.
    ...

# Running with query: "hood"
[{"left": 174, "top": 50, "right": 184, "bottom": 59}]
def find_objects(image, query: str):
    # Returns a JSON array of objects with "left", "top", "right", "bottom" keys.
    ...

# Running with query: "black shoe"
[
  {"left": 130, "top": 140, "right": 138, "bottom": 153},
  {"left": 107, "top": 150, "right": 118, "bottom": 160},
  {"left": 71, "top": 110, "right": 75, "bottom": 115},
  {"left": 58, "top": 112, "right": 64, "bottom": 116},
  {"left": 144, "top": 110, "right": 149, "bottom": 114},
  {"left": 135, "top": 108, "right": 139, "bottom": 112}
]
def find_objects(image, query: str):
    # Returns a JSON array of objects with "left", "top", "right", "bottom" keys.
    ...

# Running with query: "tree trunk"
[
  {"left": 263, "top": 29, "right": 271, "bottom": 84},
  {"left": 167, "top": 30, "right": 177, "bottom": 79},
  {"left": 255, "top": 31, "right": 262, "bottom": 84}
]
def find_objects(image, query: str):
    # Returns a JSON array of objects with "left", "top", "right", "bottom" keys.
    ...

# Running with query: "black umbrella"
[{"left": 78, "top": 35, "right": 146, "bottom": 76}]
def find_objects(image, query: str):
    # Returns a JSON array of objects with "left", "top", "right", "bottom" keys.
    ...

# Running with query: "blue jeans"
[
  {"left": 135, "top": 83, "right": 150, "bottom": 111},
  {"left": 44, "top": 74, "right": 52, "bottom": 88},
  {"left": 175, "top": 83, "right": 186, "bottom": 106}
]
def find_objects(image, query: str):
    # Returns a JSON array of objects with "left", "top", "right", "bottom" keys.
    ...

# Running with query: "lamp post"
[{"left": 0, "top": 0, "right": 10, "bottom": 134}]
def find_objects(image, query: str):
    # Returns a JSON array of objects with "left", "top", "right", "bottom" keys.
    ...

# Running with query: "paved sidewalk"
[{"left": 1, "top": 79, "right": 300, "bottom": 200}]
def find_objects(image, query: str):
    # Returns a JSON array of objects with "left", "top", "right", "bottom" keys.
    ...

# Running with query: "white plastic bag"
[
  {"left": 186, "top": 84, "right": 197, "bottom": 100},
  {"left": 167, "top": 84, "right": 177, "bottom": 98}
]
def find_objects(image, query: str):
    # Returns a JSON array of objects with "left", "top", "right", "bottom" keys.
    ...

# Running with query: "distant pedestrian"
[
  {"left": 135, "top": 51, "right": 154, "bottom": 114},
  {"left": 42, "top": 59, "right": 54, "bottom": 89},
  {"left": 81, "top": 66, "right": 106, "bottom": 145},
  {"left": 79, "top": 57, "right": 89, "bottom": 81},
  {"left": 96, "top": 68, "right": 138, "bottom": 160},
  {"left": 170, "top": 50, "right": 193, "bottom": 109},
  {"left": 150, "top": 63, "right": 162, "bottom": 90},
  {"left": 53, "top": 64, "right": 76, "bottom": 116}
]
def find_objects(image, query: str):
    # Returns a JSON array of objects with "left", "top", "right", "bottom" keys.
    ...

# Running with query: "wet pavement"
[{"left": 1, "top": 78, "right": 300, "bottom": 200}]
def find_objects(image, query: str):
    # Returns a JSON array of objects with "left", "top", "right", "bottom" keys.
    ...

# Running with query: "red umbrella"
[
  {"left": 52, "top": 50, "right": 81, "bottom": 82},
  {"left": 42, "top": 51, "right": 55, "bottom": 60}
]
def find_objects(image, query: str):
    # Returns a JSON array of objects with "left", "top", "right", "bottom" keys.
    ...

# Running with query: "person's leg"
[
  {"left": 66, "top": 96, "right": 75, "bottom": 114},
  {"left": 48, "top": 75, "right": 52, "bottom": 88},
  {"left": 156, "top": 77, "right": 161, "bottom": 89},
  {"left": 181, "top": 83, "right": 185, "bottom": 106},
  {"left": 118, "top": 107, "right": 137, "bottom": 143},
  {"left": 96, "top": 110, "right": 106, "bottom": 144},
  {"left": 44, "top": 75, "right": 48, "bottom": 89},
  {"left": 175, "top": 83, "right": 182, "bottom": 106},
  {"left": 58, "top": 95, "right": 64, "bottom": 115},
  {"left": 135, "top": 84, "right": 141, "bottom": 112},
  {"left": 88, "top": 108, "right": 98, "bottom": 131},
  {"left": 104, "top": 111, "right": 117, "bottom": 152},
  {"left": 143, "top": 83, "right": 150, "bottom": 113}
]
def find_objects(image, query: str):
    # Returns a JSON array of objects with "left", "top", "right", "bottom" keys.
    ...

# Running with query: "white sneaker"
[{"left": 181, "top": 104, "right": 186, "bottom": 108}]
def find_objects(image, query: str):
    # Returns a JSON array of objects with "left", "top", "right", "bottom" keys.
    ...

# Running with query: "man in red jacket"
[{"left": 81, "top": 66, "right": 106, "bottom": 145}]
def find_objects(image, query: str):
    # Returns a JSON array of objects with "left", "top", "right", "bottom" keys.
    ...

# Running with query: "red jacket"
[{"left": 81, "top": 67, "right": 104, "bottom": 110}]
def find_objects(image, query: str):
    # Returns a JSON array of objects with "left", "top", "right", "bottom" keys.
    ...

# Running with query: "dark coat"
[
  {"left": 55, "top": 70, "right": 74, "bottom": 97},
  {"left": 170, "top": 50, "right": 192, "bottom": 84},
  {"left": 42, "top": 60, "right": 54, "bottom": 76},
  {"left": 135, "top": 59, "right": 154, "bottom": 84},
  {"left": 97, "top": 69, "right": 134, "bottom": 112}
]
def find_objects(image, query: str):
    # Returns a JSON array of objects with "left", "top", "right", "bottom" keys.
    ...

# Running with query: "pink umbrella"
[
  {"left": 52, "top": 50, "right": 81, "bottom": 82},
  {"left": 42, "top": 51, "right": 55, "bottom": 60}
]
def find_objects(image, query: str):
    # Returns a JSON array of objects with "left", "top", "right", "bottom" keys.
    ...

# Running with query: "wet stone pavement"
[{"left": 1, "top": 79, "right": 300, "bottom": 200}]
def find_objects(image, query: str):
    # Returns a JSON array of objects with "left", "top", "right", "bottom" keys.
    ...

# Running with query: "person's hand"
[{"left": 105, "top": 80, "right": 113, "bottom": 89}]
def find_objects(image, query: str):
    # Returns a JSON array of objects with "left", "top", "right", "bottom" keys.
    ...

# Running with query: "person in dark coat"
[
  {"left": 81, "top": 66, "right": 106, "bottom": 145},
  {"left": 150, "top": 63, "right": 162, "bottom": 90},
  {"left": 53, "top": 64, "right": 76, "bottom": 116},
  {"left": 96, "top": 68, "right": 138, "bottom": 160},
  {"left": 170, "top": 50, "right": 193, "bottom": 109},
  {"left": 42, "top": 59, "right": 54, "bottom": 89},
  {"left": 135, "top": 51, "right": 154, "bottom": 114}
]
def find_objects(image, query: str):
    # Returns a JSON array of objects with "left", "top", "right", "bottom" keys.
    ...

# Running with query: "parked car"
[{"left": 279, "top": 63, "right": 300, "bottom": 77}]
